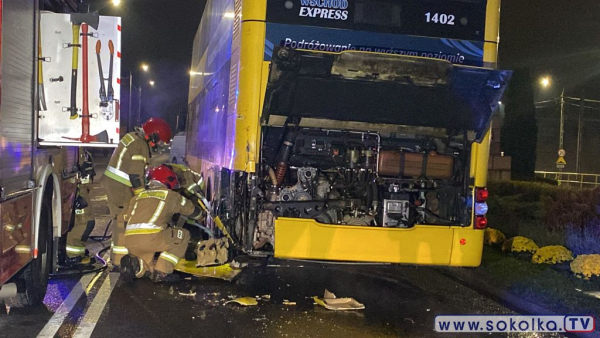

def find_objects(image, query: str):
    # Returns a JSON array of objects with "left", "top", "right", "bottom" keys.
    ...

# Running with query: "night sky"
[{"left": 87, "top": 0, "right": 600, "bottom": 129}]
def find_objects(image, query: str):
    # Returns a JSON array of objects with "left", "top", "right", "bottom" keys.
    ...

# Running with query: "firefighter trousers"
[
  {"left": 124, "top": 228, "right": 190, "bottom": 275},
  {"left": 66, "top": 212, "right": 93, "bottom": 258},
  {"left": 102, "top": 177, "right": 134, "bottom": 266}
]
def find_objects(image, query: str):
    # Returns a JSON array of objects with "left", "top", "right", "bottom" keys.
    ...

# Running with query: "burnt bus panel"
[
  {"left": 0, "top": 0, "right": 35, "bottom": 194},
  {"left": 263, "top": 48, "right": 511, "bottom": 140}
]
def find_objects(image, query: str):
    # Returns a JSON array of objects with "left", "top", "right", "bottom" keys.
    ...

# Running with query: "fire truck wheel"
[{"left": 15, "top": 200, "right": 52, "bottom": 306}]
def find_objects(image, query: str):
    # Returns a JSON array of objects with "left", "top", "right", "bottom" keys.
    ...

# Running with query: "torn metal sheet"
[
  {"left": 313, "top": 289, "right": 365, "bottom": 311},
  {"left": 174, "top": 260, "right": 243, "bottom": 281}
]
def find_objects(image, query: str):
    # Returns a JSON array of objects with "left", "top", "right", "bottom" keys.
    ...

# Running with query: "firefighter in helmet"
[
  {"left": 119, "top": 165, "right": 203, "bottom": 283},
  {"left": 102, "top": 118, "right": 172, "bottom": 268},
  {"left": 65, "top": 149, "right": 96, "bottom": 265}
]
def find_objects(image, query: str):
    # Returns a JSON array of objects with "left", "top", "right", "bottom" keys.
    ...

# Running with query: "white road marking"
[
  {"left": 36, "top": 273, "right": 96, "bottom": 338},
  {"left": 72, "top": 272, "right": 120, "bottom": 338}
]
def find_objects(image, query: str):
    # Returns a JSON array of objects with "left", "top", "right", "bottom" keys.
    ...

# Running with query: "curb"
[{"left": 438, "top": 267, "right": 597, "bottom": 338}]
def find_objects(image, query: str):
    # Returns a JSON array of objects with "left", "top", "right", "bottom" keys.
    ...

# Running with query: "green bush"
[{"left": 487, "top": 181, "right": 599, "bottom": 249}]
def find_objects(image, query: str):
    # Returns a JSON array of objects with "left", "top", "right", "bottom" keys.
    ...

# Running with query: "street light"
[
  {"left": 149, "top": 80, "right": 155, "bottom": 86},
  {"left": 111, "top": 0, "right": 121, "bottom": 6},
  {"left": 141, "top": 64, "right": 149, "bottom": 72},
  {"left": 540, "top": 76, "right": 551, "bottom": 88}
]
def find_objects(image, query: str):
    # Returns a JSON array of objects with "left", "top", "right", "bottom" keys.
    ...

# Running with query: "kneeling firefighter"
[
  {"left": 120, "top": 165, "right": 203, "bottom": 283},
  {"left": 163, "top": 163, "right": 231, "bottom": 267},
  {"left": 65, "top": 149, "right": 97, "bottom": 265},
  {"left": 102, "top": 118, "right": 172, "bottom": 268}
]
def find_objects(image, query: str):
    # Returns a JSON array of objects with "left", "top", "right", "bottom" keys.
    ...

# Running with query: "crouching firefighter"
[
  {"left": 65, "top": 150, "right": 97, "bottom": 266},
  {"left": 102, "top": 118, "right": 172, "bottom": 268},
  {"left": 120, "top": 165, "right": 203, "bottom": 283}
]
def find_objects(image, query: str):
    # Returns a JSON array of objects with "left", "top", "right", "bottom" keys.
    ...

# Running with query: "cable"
[{"left": 50, "top": 245, "right": 110, "bottom": 278}]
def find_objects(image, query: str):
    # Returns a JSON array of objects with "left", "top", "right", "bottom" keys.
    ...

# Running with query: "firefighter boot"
[
  {"left": 120, "top": 254, "right": 144, "bottom": 284},
  {"left": 151, "top": 271, "right": 181, "bottom": 283},
  {"left": 184, "top": 238, "right": 201, "bottom": 261}
]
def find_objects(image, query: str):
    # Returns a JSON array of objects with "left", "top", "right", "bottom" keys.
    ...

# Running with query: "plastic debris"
[
  {"left": 224, "top": 297, "right": 258, "bottom": 306},
  {"left": 261, "top": 294, "right": 271, "bottom": 300},
  {"left": 283, "top": 300, "right": 296, "bottom": 306},
  {"left": 174, "top": 261, "right": 243, "bottom": 281},
  {"left": 313, "top": 289, "right": 364, "bottom": 311}
]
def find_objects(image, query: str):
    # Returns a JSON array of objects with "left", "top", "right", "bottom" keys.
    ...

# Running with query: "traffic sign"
[
  {"left": 556, "top": 156, "right": 566, "bottom": 169},
  {"left": 558, "top": 149, "right": 566, "bottom": 157}
]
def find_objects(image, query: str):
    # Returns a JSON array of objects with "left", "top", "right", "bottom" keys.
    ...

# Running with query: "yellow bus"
[{"left": 186, "top": 0, "right": 511, "bottom": 266}]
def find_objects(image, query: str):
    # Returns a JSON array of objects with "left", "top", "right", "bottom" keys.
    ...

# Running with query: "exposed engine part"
[
  {"left": 254, "top": 126, "right": 472, "bottom": 251},
  {"left": 343, "top": 215, "right": 375, "bottom": 226},
  {"left": 274, "top": 130, "right": 297, "bottom": 186},
  {"left": 382, "top": 199, "right": 414, "bottom": 228},
  {"left": 315, "top": 176, "right": 331, "bottom": 200},
  {"left": 377, "top": 150, "right": 454, "bottom": 179},
  {"left": 253, "top": 210, "right": 275, "bottom": 249}
]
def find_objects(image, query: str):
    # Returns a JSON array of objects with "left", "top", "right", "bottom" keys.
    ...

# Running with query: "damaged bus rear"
[{"left": 186, "top": 0, "right": 511, "bottom": 267}]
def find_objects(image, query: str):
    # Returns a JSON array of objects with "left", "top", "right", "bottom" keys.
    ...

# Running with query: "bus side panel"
[
  {"left": 0, "top": 0, "right": 35, "bottom": 195},
  {"left": 233, "top": 19, "right": 266, "bottom": 172},
  {"left": 187, "top": 0, "right": 236, "bottom": 174},
  {"left": 0, "top": 193, "right": 33, "bottom": 286}
]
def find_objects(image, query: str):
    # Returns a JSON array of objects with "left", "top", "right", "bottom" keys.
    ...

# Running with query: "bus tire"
[{"left": 14, "top": 199, "right": 52, "bottom": 306}]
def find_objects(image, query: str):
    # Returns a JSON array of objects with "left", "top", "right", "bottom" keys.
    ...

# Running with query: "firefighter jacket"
[
  {"left": 104, "top": 131, "right": 149, "bottom": 190},
  {"left": 124, "top": 181, "right": 202, "bottom": 236},
  {"left": 169, "top": 163, "right": 203, "bottom": 196}
]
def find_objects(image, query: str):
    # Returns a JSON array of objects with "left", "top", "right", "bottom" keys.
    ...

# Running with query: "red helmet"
[
  {"left": 142, "top": 118, "right": 172, "bottom": 143},
  {"left": 146, "top": 165, "right": 179, "bottom": 189}
]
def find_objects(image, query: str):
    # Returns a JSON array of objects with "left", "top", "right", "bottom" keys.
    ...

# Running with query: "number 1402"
[{"left": 425, "top": 12, "right": 455, "bottom": 25}]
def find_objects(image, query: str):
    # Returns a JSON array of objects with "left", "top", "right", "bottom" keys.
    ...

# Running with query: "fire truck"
[{"left": 0, "top": 0, "right": 121, "bottom": 305}]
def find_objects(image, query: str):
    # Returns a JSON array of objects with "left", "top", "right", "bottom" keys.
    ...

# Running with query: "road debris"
[
  {"left": 178, "top": 291, "right": 197, "bottom": 297},
  {"left": 313, "top": 289, "right": 365, "bottom": 311},
  {"left": 174, "top": 261, "right": 243, "bottom": 281},
  {"left": 224, "top": 297, "right": 259, "bottom": 306},
  {"left": 282, "top": 300, "right": 296, "bottom": 306},
  {"left": 261, "top": 294, "right": 271, "bottom": 300}
]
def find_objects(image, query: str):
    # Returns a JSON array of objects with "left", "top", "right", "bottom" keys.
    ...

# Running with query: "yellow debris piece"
[
  {"left": 174, "top": 260, "right": 242, "bottom": 281},
  {"left": 224, "top": 297, "right": 258, "bottom": 306},
  {"left": 313, "top": 289, "right": 365, "bottom": 311}
]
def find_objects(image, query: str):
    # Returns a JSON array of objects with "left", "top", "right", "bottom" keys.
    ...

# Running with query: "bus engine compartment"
[{"left": 253, "top": 125, "right": 473, "bottom": 250}]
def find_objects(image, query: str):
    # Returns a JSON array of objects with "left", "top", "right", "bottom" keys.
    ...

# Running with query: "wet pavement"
[{"left": 0, "top": 154, "right": 568, "bottom": 337}]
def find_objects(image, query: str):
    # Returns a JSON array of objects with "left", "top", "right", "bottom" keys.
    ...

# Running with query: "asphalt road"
[{"left": 0, "top": 153, "right": 567, "bottom": 338}]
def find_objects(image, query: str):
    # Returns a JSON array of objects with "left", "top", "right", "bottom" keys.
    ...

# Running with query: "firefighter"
[
  {"left": 102, "top": 118, "right": 172, "bottom": 268},
  {"left": 65, "top": 149, "right": 96, "bottom": 265},
  {"left": 119, "top": 165, "right": 202, "bottom": 283},
  {"left": 164, "top": 163, "right": 204, "bottom": 197}
]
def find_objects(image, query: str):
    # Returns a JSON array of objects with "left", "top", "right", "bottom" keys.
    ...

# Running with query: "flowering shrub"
[
  {"left": 484, "top": 228, "right": 506, "bottom": 245},
  {"left": 531, "top": 245, "right": 573, "bottom": 264},
  {"left": 502, "top": 236, "right": 539, "bottom": 253},
  {"left": 570, "top": 254, "right": 600, "bottom": 280}
]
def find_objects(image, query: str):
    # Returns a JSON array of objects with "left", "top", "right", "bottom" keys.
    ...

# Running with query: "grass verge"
[{"left": 478, "top": 246, "right": 600, "bottom": 316}]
